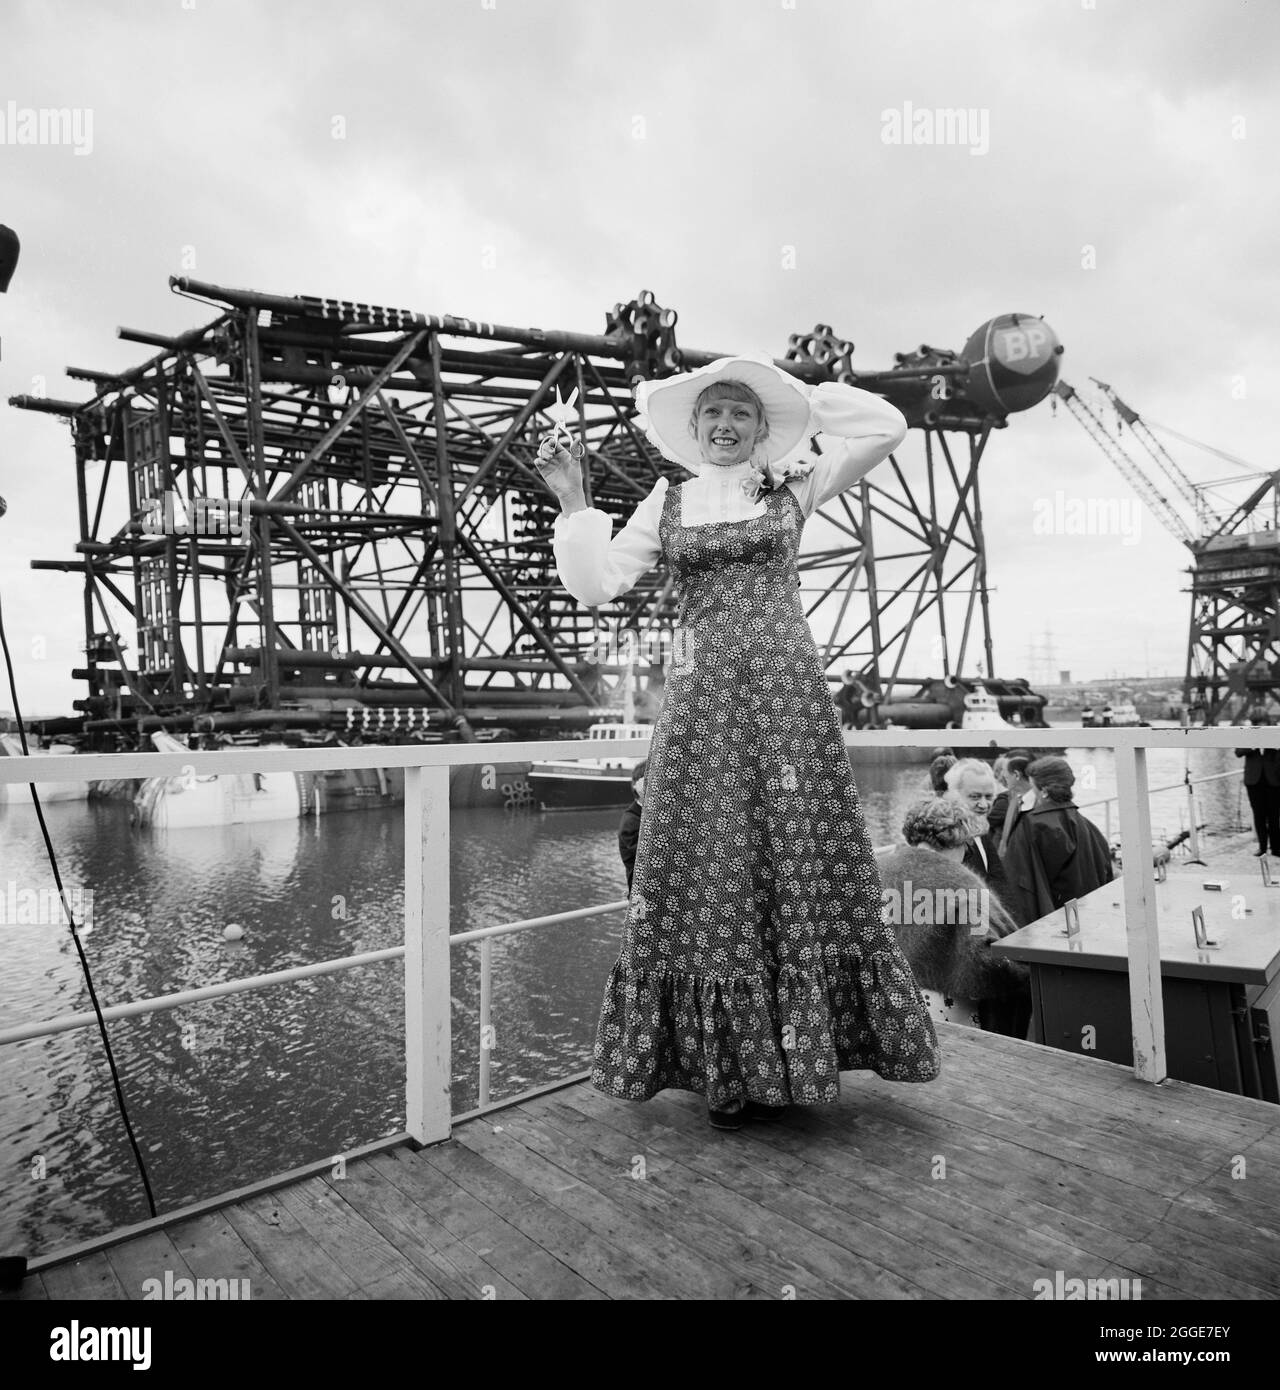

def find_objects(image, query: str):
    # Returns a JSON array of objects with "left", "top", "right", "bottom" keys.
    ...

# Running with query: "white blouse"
[{"left": 551, "top": 381, "right": 908, "bottom": 608}]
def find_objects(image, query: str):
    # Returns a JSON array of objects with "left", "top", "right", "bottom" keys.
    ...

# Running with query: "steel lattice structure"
[{"left": 11, "top": 279, "right": 1062, "bottom": 746}]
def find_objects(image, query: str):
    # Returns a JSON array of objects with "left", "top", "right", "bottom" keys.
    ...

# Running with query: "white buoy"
[{"left": 223, "top": 923, "right": 245, "bottom": 942}]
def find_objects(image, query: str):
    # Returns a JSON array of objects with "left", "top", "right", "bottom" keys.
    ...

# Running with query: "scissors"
[{"left": 538, "top": 385, "right": 586, "bottom": 461}]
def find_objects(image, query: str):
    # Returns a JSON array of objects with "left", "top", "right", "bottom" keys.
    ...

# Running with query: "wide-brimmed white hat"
[{"left": 633, "top": 354, "right": 814, "bottom": 473}]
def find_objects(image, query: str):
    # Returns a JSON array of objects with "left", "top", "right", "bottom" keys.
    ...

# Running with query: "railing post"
[
  {"left": 1115, "top": 740, "right": 1167, "bottom": 1084},
  {"left": 479, "top": 936, "right": 492, "bottom": 1109},
  {"left": 404, "top": 760, "right": 452, "bottom": 1145},
  {"left": 1185, "top": 771, "right": 1204, "bottom": 864}
]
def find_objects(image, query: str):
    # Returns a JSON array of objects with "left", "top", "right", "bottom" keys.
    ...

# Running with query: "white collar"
[{"left": 690, "top": 460, "right": 756, "bottom": 487}]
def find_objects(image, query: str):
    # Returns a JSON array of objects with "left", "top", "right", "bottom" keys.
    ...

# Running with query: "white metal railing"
[
  {"left": 1073, "top": 768, "right": 1242, "bottom": 853},
  {"left": 2, "top": 727, "right": 1275, "bottom": 1151}
]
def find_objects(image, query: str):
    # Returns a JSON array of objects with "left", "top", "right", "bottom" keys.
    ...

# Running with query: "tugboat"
[{"left": 528, "top": 722, "right": 652, "bottom": 810}]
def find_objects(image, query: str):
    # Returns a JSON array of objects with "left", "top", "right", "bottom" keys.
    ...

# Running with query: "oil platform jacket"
[
  {"left": 1001, "top": 801, "right": 1115, "bottom": 927},
  {"left": 550, "top": 383, "right": 909, "bottom": 608}
]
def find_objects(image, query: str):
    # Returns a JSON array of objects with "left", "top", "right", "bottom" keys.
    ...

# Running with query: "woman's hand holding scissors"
[{"left": 534, "top": 386, "right": 588, "bottom": 512}]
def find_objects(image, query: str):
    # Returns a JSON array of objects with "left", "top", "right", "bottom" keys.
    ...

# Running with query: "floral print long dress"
[{"left": 591, "top": 478, "right": 942, "bottom": 1107}]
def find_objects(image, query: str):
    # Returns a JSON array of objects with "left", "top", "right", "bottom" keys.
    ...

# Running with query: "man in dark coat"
[
  {"left": 618, "top": 759, "right": 648, "bottom": 894},
  {"left": 1002, "top": 757, "right": 1115, "bottom": 928},
  {"left": 1235, "top": 715, "right": 1280, "bottom": 855},
  {"left": 944, "top": 758, "right": 1007, "bottom": 894},
  {"left": 989, "top": 747, "right": 1031, "bottom": 853}
]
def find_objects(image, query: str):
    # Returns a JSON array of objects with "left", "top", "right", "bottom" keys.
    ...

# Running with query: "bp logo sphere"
[{"left": 962, "top": 314, "right": 1062, "bottom": 416}]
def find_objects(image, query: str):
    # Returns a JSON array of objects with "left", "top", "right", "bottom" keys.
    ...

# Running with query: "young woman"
[{"left": 537, "top": 355, "right": 940, "bottom": 1129}]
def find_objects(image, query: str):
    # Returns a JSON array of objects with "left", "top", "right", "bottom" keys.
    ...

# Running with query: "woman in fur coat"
[{"left": 876, "top": 798, "right": 1031, "bottom": 1037}]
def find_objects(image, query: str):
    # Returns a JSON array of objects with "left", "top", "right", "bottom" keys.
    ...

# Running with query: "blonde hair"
[{"left": 687, "top": 380, "right": 770, "bottom": 446}]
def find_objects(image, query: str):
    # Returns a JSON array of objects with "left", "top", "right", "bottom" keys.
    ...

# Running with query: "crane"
[
  {"left": 1053, "top": 377, "right": 1278, "bottom": 724},
  {"left": 1052, "top": 381, "right": 1197, "bottom": 548}
]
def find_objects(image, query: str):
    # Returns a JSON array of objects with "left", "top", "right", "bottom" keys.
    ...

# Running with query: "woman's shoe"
[
  {"left": 707, "top": 1102, "right": 744, "bottom": 1131},
  {"left": 1255, "top": 848, "right": 1268, "bottom": 857},
  {"left": 743, "top": 1101, "right": 791, "bottom": 1122}
]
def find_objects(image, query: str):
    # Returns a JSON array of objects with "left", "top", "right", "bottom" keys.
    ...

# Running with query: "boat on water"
[
  {"left": 133, "top": 731, "right": 406, "bottom": 828},
  {"left": 0, "top": 733, "right": 91, "bottom": 803},
  {"left": 1082, "top": 698, "right": 1148, "bottom": 728},
  {"left": 528, "top": 722, "right": 652, "bottom": 810}
]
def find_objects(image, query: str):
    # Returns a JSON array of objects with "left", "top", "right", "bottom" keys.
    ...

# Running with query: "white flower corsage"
[
  {"left": 741, "top": 458, "right": 816, "bottom": 502},
  {"left": 739, "top": 465, "right": 769, "bottom": 502}
]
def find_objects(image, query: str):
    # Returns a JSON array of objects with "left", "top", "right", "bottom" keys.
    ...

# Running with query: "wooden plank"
[
  {"left": 852, "top": 1062, "right": 1224, "bottom": 1199},
  {"left": 16, "top": 1272, "right": 49, "bottom": 1300},
  {"left": 754, "top": 1100, "right": 1148, "bottom": 1266},
  {"left": 453, "top": 1120, "right": 694, "bottom": 1299},
  {"left": 944, "top": 1029, "right": 1276, "bottom": 1146},
  {"left": 163, "top": 1212, "right": 290, "bottom": 1301},
  {"left": 812, "top": 1069, "right": 1280, "bottom": 1295},
  {"left": 1124, "top": 1203, "right": 1280, "bottom": 1295},
  {"left": 377, "top": 1145, "right": 598, "bottom": 1300},
  {"left": 945, "top": 1026, "right": 1268, "bottom": 1128},
  {"left": 222, "top": 1191, "right": 361, "bottom": 1299},
  {"left": 40, "top": 1252, "right": 127, "bottom": 1300},
  {"left": 413, "top": 1142, "right": 610, "bottom": 1299},
  {"left": 803, "top": 1090, "right": 1168, "bottom": 1244},
  {"left": 104, "top": 1230, "right": 196, "bottom": 1301},
  {"left": 837, "top": 1080, "right": 1280, "bottom": 1277},
  {"left": 325, "top": 1154, "right": 526, "bottom": 1300},
  {"left": 1118, "top": 744, "right": 1165, "bottom": 1080},
  {"left": 557, "top": 1088, "right": 984, "bottom": 1299},
  {"left": 742, "top": 1090, "right": 1280, "bottom": 1297},
  {"left": 514, "top": 1096, "right": 924, "bottom": 1301},
  {"left": 591, "top": 1088, "right": 1057, "bottom": 1299},
  {"left": 492, "top": 1101, "right": 819, "bottom": 1298},
  {"left": 273, "top": 1178, "right": 446, "bottom": 1300},
  {"left": 1099, "top": 1240, "right": 1274, "bottom": 1300},
  {"left": 493, "top": 1100, "right": 776, "bottom": 1299}
]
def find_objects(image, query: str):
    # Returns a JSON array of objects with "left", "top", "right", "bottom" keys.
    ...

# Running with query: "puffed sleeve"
[
  {"left": 551, "top": 477, "right": 667, "bottom": 607},
  {"left": 782, "top": 381, "right": 909, "bottom": 519}
]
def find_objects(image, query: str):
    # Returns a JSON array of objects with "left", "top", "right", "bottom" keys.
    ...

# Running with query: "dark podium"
[{"left": 990, "top": 853, "right": 1280, "bottom": 1101}]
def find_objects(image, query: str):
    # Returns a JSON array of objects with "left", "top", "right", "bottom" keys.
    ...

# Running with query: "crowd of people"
[{"left": 618, "top": 745, "right": 1116, "bottom": 1045}]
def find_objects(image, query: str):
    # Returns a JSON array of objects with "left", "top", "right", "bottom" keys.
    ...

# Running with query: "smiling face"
[{"left": 691, "top": 383, "right": 767, "bottom": 468}]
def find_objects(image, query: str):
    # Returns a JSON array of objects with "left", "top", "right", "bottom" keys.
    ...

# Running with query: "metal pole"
[
  {"left": 1185, "top": 770, "right": 1204, "bottom": 864},
  {"left": 479, "top": 936, "right": 492, "bottom": 1109}
]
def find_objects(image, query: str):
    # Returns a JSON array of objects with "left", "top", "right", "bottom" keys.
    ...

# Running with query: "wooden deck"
[{"left": 16, "top": 1024, "right": 1280, "bottom": 1300}]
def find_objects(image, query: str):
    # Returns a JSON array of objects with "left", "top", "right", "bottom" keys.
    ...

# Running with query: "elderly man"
[{"left": 944, "top": 758, "right": 1007, "bottom": 891}]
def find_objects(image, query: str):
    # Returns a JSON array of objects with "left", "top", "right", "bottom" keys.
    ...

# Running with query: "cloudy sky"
[{"left": 1, "top": 0, "right": 1277, "bottom": 714}]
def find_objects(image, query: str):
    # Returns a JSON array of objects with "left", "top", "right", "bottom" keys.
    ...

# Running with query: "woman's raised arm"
[
  {"left": 551, "top": 477, "right": 667, "bottom": 608},
  {"left": 782, "top": 382, "right": 909, "bottom": 519}
]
